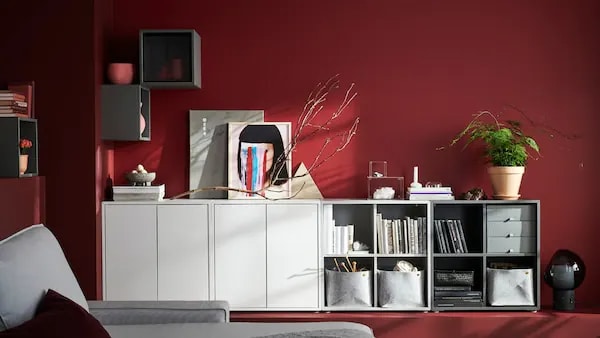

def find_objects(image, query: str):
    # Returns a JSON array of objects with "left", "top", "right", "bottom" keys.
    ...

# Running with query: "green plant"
[{"left": 449, "top": 111, "right": 540, "bottom": 166}]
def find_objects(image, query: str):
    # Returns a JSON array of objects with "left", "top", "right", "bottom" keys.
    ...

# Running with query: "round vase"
[
  {"left": 140, "top": 113, "right": 146, "bottom": 135},
  {"left": 19, "top": 154, "right": 28, "bottom": 175},
  {"left": 107, "top": 63, "right": 134, "bottom": 84}
]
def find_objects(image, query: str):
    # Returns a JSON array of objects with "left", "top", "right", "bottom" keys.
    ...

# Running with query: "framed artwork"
[
  {"left": 189, "top": 110, "right": 264, "bottom": 199},
  {"left": 227, "top": 122, "right": 292, "bottom": 199}
]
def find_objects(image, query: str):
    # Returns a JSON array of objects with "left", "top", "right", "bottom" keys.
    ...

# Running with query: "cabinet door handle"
[
  {"left": 506, "top": 248, "right": 514, "bottom": 253},
  {"left": 506, "top": 233, "right": 514, "bottom": 238},
  {"left": 504, "top": 217, "right": 514, "bottom": 222}
]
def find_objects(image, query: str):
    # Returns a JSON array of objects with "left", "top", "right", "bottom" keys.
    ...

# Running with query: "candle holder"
[{"left": 367, "top": 161, "right": 404, "bottom": 199}]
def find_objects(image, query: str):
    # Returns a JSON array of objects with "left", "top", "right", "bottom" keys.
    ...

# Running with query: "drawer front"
[
  {"left": 486, "top": 205, "right": 536, "bottom": 222},
  {"left": 487, "top": 221, "right": 536, "bottom": 237},
  {"left": 487, "top": 237, "right": 535, "bottom": 253}
]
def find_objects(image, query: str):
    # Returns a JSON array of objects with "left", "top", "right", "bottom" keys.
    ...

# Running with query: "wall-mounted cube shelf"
[
  {"left": 0, "top": 117, "right": 38, "bottom": 177},
  {"left": 101, "top": 85, "right": 151, "bottom": 141},
  {"left": 140, "top": 29, "right": 201, "bottom": 89}
]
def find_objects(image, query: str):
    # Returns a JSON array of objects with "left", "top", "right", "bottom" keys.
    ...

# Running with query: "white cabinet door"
[
  {"left": 103, "top": 204, "right": 157, "bottom": 300},
  {"left": 266, "top": 204, "right": 319, "bottom": 308},
  {"left": 157, "top": 204, "right": 210, "bottom": 300},
  {"left": 214, "top": 204, "right": 266, "bottom": 308}
]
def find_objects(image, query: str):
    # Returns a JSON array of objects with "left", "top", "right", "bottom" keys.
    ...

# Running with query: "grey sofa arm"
[{"left": 87, "top": 300, "right": 229, "bottom": 325}]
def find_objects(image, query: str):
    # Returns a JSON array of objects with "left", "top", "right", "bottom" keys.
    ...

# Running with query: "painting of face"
[{"left": 228, "top": 122, "right": 292, "bottom": 199}]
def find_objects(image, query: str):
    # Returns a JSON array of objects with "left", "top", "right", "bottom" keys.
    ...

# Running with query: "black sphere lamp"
[{"left": 543, "top": 249, "right": 586, "bottom": 311}]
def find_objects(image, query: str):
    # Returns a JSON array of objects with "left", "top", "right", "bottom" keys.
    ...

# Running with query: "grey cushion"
[
  {"left": 88, "top": 300, "right": 230, "bottom": 325},
  {"left": 0, "top": 224, "right": 88, "bottom": 330},
  {"left": 105, "top": 322, "right": 375, "bottom": 338}
]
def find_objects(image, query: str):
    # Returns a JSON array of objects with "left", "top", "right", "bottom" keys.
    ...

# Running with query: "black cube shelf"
[
  {"left": 140, "top": 29, "right": 201, "bottom": 89},
  {"left": 0, "top": 117, "right": 38, "bottom": 177}
]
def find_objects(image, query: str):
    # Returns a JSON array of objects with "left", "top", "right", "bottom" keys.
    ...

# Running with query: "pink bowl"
[{"left": 107, "top": 63, "right": 134, "bottom": 84}]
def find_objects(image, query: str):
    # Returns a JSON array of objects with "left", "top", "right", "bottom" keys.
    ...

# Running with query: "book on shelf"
[
  {"left": 0, "top": 100, "right": 27, "bottom": 107},
  {"left": 112, "top": 184, "right": 165, "bottom": 201},
  {"left": 323, "top": 214, "right": 355, "bottom": 255},
  {"left": 434, "top": 219, "right": 468, "bottom": 253},
  {"left": 0, "top": 113, "right": 29, "bottom": 118},
  {"left": 376, "top": 213, "right": 427, "bottom": 254}
]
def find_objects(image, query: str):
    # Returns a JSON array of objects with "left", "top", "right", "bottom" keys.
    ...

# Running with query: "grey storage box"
[
  {"left": 377, "top": 270, "right": 425, "bottom": 308},
  {"left": 325, "top": 269, "right": 372, "bottom": 307},
  {"left": 487, "top": 268, "right": 534, "bottom": 306}
]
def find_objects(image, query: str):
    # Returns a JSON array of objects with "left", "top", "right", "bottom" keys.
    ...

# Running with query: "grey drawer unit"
[
  {"left": 487, "top": 221, "right": 536, "bottom": 237},
  {"left": 487, "top": 236, "right": 536, "bottom": 254},
  {"left": 486, "top": 205, "right": 535, "bottom": 222}
]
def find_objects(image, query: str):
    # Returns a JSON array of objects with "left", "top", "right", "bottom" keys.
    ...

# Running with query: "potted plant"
[{"left": 449, "top": 111, "right": 540, "bottom": 200}]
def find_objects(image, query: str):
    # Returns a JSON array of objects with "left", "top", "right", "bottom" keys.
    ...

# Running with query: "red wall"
[
  {"left": 0, "top": 0, "right": 111, "bottom": 299},
  {"left": 0, "top": 177, "right": 45, "bottom": 240},
  {"left": 110, "top": 0, "right": 600, "bottom": 306}
]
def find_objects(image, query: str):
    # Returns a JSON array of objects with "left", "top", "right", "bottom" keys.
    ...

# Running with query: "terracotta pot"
[
  {"left": 19, "top": 154, "right": 28, "bottom": 175},
  {"left": 488, "top": 166, "right": 525, "bottom": 200},
  {"left": 107, "top": 63, "right": 134, "bottom": 84}
]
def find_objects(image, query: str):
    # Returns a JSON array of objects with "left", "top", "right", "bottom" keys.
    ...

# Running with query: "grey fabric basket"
[
  {"left": 487, "top": 268, "right": 534, "bottom": 306},
  {"left": 377, "top": 270, "right": 425, "bottom": 308},
  {"left": 325, "top": 270, "right": 372, "bottom": 307}
]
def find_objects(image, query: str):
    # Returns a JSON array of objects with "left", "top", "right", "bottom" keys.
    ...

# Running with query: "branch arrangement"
[{"left": 171, "top": 74, "right": 359, "bottom": 200}]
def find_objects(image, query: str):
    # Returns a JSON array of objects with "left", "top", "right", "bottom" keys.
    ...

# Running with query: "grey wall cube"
[
  {"left": 140, "top": 29, "right": 201, "bottom": 89},
  {"left": 101, "top": 85, "right": 150, "bottom": 141},
  {"left": 0, "top": 117, "right": 38, "bottom": 177}
]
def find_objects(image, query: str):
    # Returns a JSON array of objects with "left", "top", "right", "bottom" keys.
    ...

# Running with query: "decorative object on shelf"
[
  {"left": 107, "top": 63, "right": 134, "bottom": 84},
  {"left": 125, "top": 164, "right": 156, "bottom": 186},
  {"left": 373, "top": 187, "right": 395, "bottom": 199},
  {"left": 227, "top": 122, "right": 292, "bottom": 199},
  {"left": 394, "top": 260, "right": 418, "bottom": 272},
  {"left": 351, "top": 241, "right": 369, "bottom": 253},
  {"left": 104, "top": 174, "right": 114, "bottom": 201},
  {"left": 443, "top": 110, "right": 540, "bottom": 200},
  {"left": 18, "top": 138, "right": 32, "bottom": 175},
  {"left": 410, "top": 166, "right": 422, "bottom": 188},
  {"left": 139, "top": 103, "right": 146, "bottom": 136},
  {"left": 367, "top": 161, "right": 404, "bottom": 199},
  {"left": 460, "top": 187, "right": 487, "bottom": 200},
  {"left": 291, "top": 162, "right": 324, "bottom": 199},
  {"left": 544, "top": 249, "right": 586, "bottom": 311}
]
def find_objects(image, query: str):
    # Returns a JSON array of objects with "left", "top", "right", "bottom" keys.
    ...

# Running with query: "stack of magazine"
[
  {"left": 112, "top": 184, "right": 165, "bottom": 201},
  {"left": 434, "top": 270, "right": 483, "bottom": 307},
  {"left": 406, "top": 186, "right": 454, "bottom": 200}
]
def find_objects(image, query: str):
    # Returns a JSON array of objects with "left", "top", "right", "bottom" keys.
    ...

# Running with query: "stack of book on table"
[
  {"left": 407, "top": 186, "right": 454, "bottom": 200},
  {"left": 112, "top": 184, "right": 165, "bottom": 201}
]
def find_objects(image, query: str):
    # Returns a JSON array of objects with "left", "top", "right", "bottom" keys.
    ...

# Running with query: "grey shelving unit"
[
  {"left": 101, "top": 85, "right": 150, "bottom": 141},
  {"left": 319, "top": 199, "right": 540, "bottom": 312},
  {"left": 0, "top": 117, "right": 38, "bottom": 177},
  {"left": 431, "top": 200, "right": 540, "bottom": 312},
  {"left": 140, "top": 29, "right": 201, "bottom": 89},
  {"left": 321, "top": 199, "right": 432, "bottom": 311}
]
